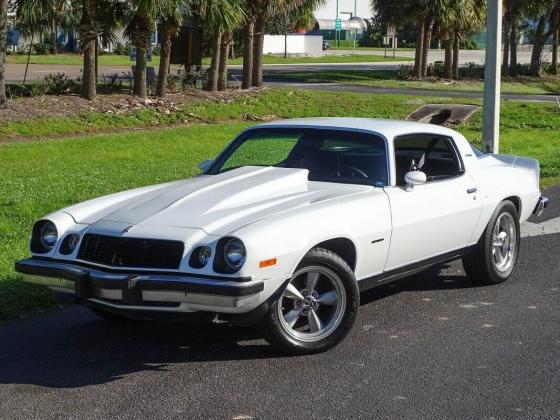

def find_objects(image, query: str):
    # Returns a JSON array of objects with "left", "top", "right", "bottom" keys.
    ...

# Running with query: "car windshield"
[{"left": 207, "top": 127, "right": 388, "bottom": 187}]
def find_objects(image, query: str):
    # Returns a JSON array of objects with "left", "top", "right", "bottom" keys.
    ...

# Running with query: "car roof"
[{"left": 253, "top": 117, "right": 461, "bottom": 140}]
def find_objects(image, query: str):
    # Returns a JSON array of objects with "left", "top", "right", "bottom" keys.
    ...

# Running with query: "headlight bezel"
[
  {"left": 213, "top": 237, "right": 246, "bottom": 274},
  {"left": 60, "top": 233, "right": 81, "bottom": 255},
  {"left": 189, "top": 245, "right": 213, "bottom": 269},
  {"left": 31, "top": 220, "right": 59, "bottom": 254}
]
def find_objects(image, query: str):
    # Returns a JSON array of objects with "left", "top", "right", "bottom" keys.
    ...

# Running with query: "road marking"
[{"left": 521, "top": 216, "right": 560, "bottom": 237}]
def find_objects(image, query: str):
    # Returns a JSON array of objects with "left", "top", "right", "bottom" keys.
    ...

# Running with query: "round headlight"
[
  {"left": 198, "top": 246, "right": 212, "bottom": 267},
  {"left": 60, "top": 233, "right": 80, "bottom": 255},
  {"left": 40, "top": 222, "right": 58, "bottom": 250},
  {"left": 223, "top": 238, "right": 246, "bottom": 271}
]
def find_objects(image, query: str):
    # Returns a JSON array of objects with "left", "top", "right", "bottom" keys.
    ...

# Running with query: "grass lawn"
[
  {"left": 272, "top": 69, "right": 560, "bottom": 95},
  {"left": 6, "top": 53, "right": 412, "bottom": 67},
  {"left": 6, "top": 54, "right": 161, "bottom": 66},
  {"left": 1, "top": 88, "right": 559, "bottom": 319}
]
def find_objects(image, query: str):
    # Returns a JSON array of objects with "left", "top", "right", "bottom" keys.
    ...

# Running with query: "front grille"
[{"left": 77, "top": 233, "right": 184, "bottom": 269}]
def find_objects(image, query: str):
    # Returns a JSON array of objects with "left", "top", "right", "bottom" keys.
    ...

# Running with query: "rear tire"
[
  {"left": 462, "top": 200, "right": 520, "bottom": 285},
  {"left": 262, "top": 247, "right": 359, "bottom": 354}
]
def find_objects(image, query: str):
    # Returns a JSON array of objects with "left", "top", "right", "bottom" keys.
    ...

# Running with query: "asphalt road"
[
  {"left": 5, "top": 46, "right": 553, "bottom": 82},
  {"left": 1, "top": 188, "right": 559, "bottom": 419},
  {"left": 259, "top": 81, "right": 560, "bottom": 103}
]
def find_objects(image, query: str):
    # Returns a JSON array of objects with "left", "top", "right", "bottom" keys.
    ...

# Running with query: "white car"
[{"left": 17, "top": 118, "right": 549, "bottom": 353}]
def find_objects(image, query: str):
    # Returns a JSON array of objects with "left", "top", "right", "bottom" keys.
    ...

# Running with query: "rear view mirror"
[
  {"left": 404, "top": 170, "right": 427, "bottom": 191},
  {"left": 198, "top": 159, "right": 213, "bottom": 172}
]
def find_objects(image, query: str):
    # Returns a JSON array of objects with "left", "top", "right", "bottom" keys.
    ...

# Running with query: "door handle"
[{"left": 466, "top": 187, "right": 477, "bottom": 194}]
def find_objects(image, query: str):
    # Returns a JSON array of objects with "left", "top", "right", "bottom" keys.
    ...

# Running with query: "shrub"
[
  {"left": 398, "top": 64, "right": 415, "bottom": 80},
  {"left": 172, "top": 65, "right": 208, "bottom": 90},
  {"left": 112, "top": 41, "right": 130, "bottom": 56},
  {"left": 43, "top": 73, "right": 78, "bottom": 95},
  {"left": 99, "top": 72, "right": 132, "bottom": 94},
  {"left": 33, "top": 40, "right": 55, "bottom": 55}
]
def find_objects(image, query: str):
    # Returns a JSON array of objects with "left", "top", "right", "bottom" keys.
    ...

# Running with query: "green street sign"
[{"left": 335, "top": 18, "right": 342, "bottom": 30}]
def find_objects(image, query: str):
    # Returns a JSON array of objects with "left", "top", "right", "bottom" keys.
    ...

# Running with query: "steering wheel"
[{"left": 340, "top": 165, "right": 369, "bottom": 179}]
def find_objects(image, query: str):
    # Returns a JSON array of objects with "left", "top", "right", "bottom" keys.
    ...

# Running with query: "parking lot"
[{"left": 1, "top": 188, "right": 559, "bottom": 419}]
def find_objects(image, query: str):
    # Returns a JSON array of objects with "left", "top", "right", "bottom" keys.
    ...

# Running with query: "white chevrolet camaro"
[{"left": 17, "top": 118, "right": 549, "bottom": 353}]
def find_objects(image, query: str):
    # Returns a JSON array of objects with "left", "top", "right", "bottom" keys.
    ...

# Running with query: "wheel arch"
[
  {"left": 503, "top": 195, "right": 522, "bottom": 219},
  {"left": 310, "top": 237, "right": 357, "bottom": 272}
]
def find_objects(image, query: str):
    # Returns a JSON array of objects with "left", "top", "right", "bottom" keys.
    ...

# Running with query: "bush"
[
  {"left": 398, "top": 64, "right": 415, "bottom": 80},
  {"left": 43, "top": 73, "right": 79, "bottom": 95},
  {"left": 112, "top": 41, "right": 130, "bottom": 56},
  {"left": 171, "top": 65, "right": 208, "bottom": 90},
  {"left": 33, "top": 40, "right": 55, "bottom": 55},
  {"left": 99, "top": 72, "right": 132, "bottom": 94}
]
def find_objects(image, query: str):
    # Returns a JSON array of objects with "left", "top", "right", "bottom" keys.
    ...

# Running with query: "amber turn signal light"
[{"left": 259, "top": 258, "right": 277, "bottom": 268}]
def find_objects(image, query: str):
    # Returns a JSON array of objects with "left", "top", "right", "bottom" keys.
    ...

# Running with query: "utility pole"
[
  {"left": 482, "top": 0, "right": 503, "bottom": 153},
  {"left": 336, "top": 0, "right": 339, "bottom": 47}
]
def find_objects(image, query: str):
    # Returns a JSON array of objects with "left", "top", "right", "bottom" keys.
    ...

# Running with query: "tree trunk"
[
  {"left": 502, "top": 19, "right": 510, "bottom": 75},
  {"left": 135, "top": 46, "right": 147, "bottom": 98},
  {"left": 552, "top": 7, "right": 559, "bottom": 75},
  {"left": 452, "top": 30, "right": 460, "bottom": 80},
  {"left": 218, "top": 32, "right": 230, "bottom": 91},
  {"left": 443, "top": 30, "right": 452, "bottom": 79},
  {"left": 207, "top": 29, "right": 221, "bottom": 91},
  {"left": 413, "top": 17, "right": 424, "bottom": 78},
  {"left": 509, "top": 23, "right": 518, "bottom": 76},
  {"left": 421, "top": 18, "right": 431, "bottom": 78},
  {"left": 23, "top": 33, "right": 33, "bottom": 85},
  {"left": 156, "top": 32, "right": 172, "bottom": 97},
  {"left": 530, "top": 16, "right": 547, "bottom": 77},
  {"left": 82, "top": 37, "right": 96, "bottom": 99},
  {"left": 252, "top": 16, "right": 265, "bottom": 87},
  {"left": 95, "top": 37, "right": 99, "bottom": 79},
  {"left": 242, "top": 21, "right": 254, "bottom": 89},
  {"left": 51, "top": 19, "right": 57, "bottom": 54},
  {"left": 80, "top": 0, "right": 97, "bottom": 100},
  {"left": 0, "top": 0, "right": 7, "bottom": 107}
]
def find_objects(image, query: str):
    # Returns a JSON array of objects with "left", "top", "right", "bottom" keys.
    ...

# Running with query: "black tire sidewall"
[
  {"left": 264, "top": 248, "right": 360, "bottom": 354},
  {"left": 482, "top": 201, "right": 520, "bottom": 283}
]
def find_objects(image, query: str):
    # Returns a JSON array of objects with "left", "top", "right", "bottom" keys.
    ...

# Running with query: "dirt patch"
[{"left": 0, "top": 89, "right": 260, "bottom": 123}]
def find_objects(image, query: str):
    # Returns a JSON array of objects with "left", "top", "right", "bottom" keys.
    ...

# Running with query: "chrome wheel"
[
  {"left": 277, "top": 266, "right": 346, "bottom": 343},
  {"left": 492, "top": 212, "right": 516, "bottom": 273}
]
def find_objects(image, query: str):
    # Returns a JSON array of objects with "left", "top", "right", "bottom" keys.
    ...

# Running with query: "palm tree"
[
  {"left": 14, "top": 0, "right": 55, "bottom": 84},
  {"left": 196, "top": 0, "right": 244, "bottom": 92},
  {"left": 79, "top": 0, "right": 99, "bottom": 99},
  {"left": 0, "top": 0, "right": 7, "bottom": 107},
  {"left": 449, "top": 0, "right": 485, "bottom": 79},
  {"left": 124, "top": 0, "right": 163, "bottom": 99},
  {"left": 156, "top": 0, "right": 183, "bottom": 97},
  {"left": 247, "top": 0, "right": 324, "bottom": 88}
]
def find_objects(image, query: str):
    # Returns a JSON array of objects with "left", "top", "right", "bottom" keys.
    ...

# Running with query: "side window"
[{"left": 394, "top": 134, "right": 463, "bottom": 185}]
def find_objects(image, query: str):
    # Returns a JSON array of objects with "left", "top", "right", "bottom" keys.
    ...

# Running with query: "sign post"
[
  {"left": 482, "top": 0, "right": 503, "bottom": 153},
  {"left": 335, "top": 18, "right": 341, "bottom": 47}
]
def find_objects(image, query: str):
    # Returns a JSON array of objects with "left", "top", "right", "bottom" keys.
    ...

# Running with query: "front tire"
[
  {"left": 462, "top": 200, "right": 520, "bottom": 285},
  {"left": 262, "top": 248, "right": 359, "bottom": 354}
]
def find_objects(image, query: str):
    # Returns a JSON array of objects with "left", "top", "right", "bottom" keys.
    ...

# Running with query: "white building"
[{"left": 313, "top": 0, "right": 373, "bottom": 21}]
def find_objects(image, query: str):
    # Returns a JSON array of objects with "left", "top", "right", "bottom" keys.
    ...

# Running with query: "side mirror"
[
  {"left": 404, "top": 170, "right": 427, "bottom": 191},
  {"left": 198, "top": 159, "right": 213, "bottom": 172}
]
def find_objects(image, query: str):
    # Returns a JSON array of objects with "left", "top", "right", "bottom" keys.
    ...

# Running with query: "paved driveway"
[{"left": 1, "top": 188, "right": 558, "bottom": 419}]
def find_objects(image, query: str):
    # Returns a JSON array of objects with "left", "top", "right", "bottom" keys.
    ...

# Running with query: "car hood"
[{"left": 64, "top": 166, "right": 371, "bottom": 236}]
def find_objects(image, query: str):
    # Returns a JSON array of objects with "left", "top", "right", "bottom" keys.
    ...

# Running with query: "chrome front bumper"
[
  {"left": 16, "top": 258, "right": 264, "bottom": 314},
  {"left": 532, "top": 196, "right": 549, "bottom": 217}
]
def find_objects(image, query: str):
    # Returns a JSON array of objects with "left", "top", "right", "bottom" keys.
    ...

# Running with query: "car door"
[{"left": 383, "top": 133, "right": 482, "bottom": 271}]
